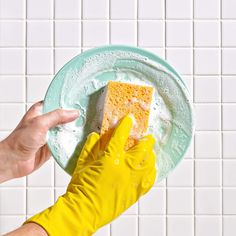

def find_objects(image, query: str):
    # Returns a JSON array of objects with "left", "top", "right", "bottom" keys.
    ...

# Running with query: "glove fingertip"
[
  {"left": 139, "top": 134, "right": 156, "bottom": 151},
  {"left": 87, "top": 132, "right": 100, "bottom": 140}
]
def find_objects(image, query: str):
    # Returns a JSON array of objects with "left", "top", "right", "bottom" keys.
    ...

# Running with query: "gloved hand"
[{"left": 25, "top": 115, "right": 157, "bottom": 236}]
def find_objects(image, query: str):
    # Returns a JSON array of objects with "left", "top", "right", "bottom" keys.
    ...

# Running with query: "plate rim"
[{"left": 43, "top": 44, "right": 195, "bottom": 181}]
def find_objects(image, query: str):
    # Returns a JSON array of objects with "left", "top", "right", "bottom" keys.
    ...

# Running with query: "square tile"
[
  {"left": 83, "top": 0, "right": 108, "bottom": 19},
  {"left": 185, "top": 141, "right": 194, "bottom": 158},
  {"left": 27, "top": 49, "right": 53, "bottom": 75},
  {"left": 0, "top": 216, "right": 25, "bottom": 235},
  {"left": 0, "top": 188, "right": 25, "bottom": 214},
  {"left": 139, "top": 216, "right": 165, "bottom": 236},
  {"left": 222, "top": 49, "right": 236, "bottom": 74},
  {"left": 154, "top": 178, "right": 166, "bottom": 187},
  {"left": 223, "top": 76, "right": 236, "bottom": 102},
  {"left": 0, "top": 21, "right": 24, "bottom": 46},
  {"left": 144, "top": 48, "right": 165, "bottom": 59},
  {"left": 0, "top": 177, "right": 25, "bottom": 187},
  {"left": 55, "top": 0, "right": 81, "bottom": 19},
  {"left": 55, "top": 187, "right": 67, "bottom": 201},
  {"left": 55, "top": 163, "right": 71, "bottom": 187},
  {"left": 194, "top": 76, "right": 220, "bottom": 102},
  {"left": 182, "top": 76, "right": 193, "bottom": 100},
  {"left": 224, "top": 189, "right": 236, "bottom": 214},
  {"left": 83, "top": 21, "right": 108, "bottom": 47},
  {"left": 111, "top": 0, "right": 136, "bottom": 19},
  {"left": 195, "top": 160, "right": 221, "bottom": 186},
  {"left": 195, "top": 188, "right": 221, "bottom": 214},
  {"left": 0, "top": 49, "right": 24, "bottom": 75},
  {"left": 0, "top": 76, "right": 25, "bottom": 102},
  {"left": 0, "top": 0, "right": 25, "bottom": 19},
  {"left": 167, "top": 160, "right": 193, "bottom": 186},
  {"left": 167, "top": 188, "right": 193, "bottom": 214},
  {"left": 194, "top": 49, "right": 220, "bottom": 75},
  {"left": 0, "top": 131, "right": 10, "bottom": 141},
  {"left": 194, "top": 0, "right": 220, "bottom": 19},
  {"left": 222, "top": 21, "right": 236, "bottom": 46},
  {"left": 166, "top": 0, "right": 192, "bottom": 19},
  {"left": 0, "top": 104, "right": 25, "bottom": 130},
  {"left": 111, "top": 216, "right": 137, "bottom": 236},
  {"left": 195, "top": 132, "right": 221, "bottom": 158},
  {"left": 27, "top": 188, "right": 54, "bottom": 215},
  {"left": 222, "top": 0, "right": 236, "bottom": 19},
  {"left": 223, "top": 104, "right": 236, "bottom": 130},
  {"left": 138, "top": 21, "right": 164, "bottom": 47},
  {"left": 94, "top": 225, "right": 110, "bottom": 236},
  {"left": 223, "top": 132, "right": 236, "bottom": 158},
  {"left": 123, "top": 202, "right": 138, "bottom": 215},
  {"left": 167, "top": 216, "right": 193, "bottom": 236},
  {"left": 27, "top": 76, "right": 52, "bottom": 102},
  {"left": 195, "top": 104, "right": 220, "bottom": 131},
  {"left": 27, "top": 0, "right": 53, "bottom": 19},
  {"left": 194, "top": 21, "right": 220, "bottom": 47},
  {"left": 138, "top": 0, "right": 164, "bottom": 19},
  {"left": 111, "top": 21, "right": 136, "bottom": 45},
  {"left": 224, "top": 216, "right": 236, "bottom": 236},
  {"left": 27, "top": 160, "right": 53, "bottom": 186},
  {"left": 55, "top": 48, "right": 79, "bottom": 73},
  {"left": 166, "top": 21, "right": 192, "bottom": 47},
  {"left": 166, "top": 49, "right": 193, "bottom": 75},
  {"left": 139, "top": 188, "right": 165, "bottom": 214},
  {"left": 223, "top": 160, "right": 236, "bottom": 186},
  {"left": 55, "top": 21, "right": 81, "bottom": 47},
  {"left": 27, "top": 21, "right": 53, "bottom": 47},
  {"left": 195, "top": 216, "right": 221, "bottom": 236}
]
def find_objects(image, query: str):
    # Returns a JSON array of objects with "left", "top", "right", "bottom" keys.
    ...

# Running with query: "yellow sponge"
[{"left": 100, "top": 81, "right": 154, "bottom": 150}]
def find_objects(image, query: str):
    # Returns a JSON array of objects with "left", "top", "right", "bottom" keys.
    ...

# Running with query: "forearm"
[{"left": 4, "top": 223, "right": 48, "bottom": 236}]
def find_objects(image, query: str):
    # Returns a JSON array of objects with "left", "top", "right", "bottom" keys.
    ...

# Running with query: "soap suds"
[{"left": 47, "top": 49, "right": 193, "bottom": 181}]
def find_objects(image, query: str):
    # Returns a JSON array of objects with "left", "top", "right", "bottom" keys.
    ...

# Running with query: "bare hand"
[{"left": 0, "top": 101, "right": 79, "bottom": 183}]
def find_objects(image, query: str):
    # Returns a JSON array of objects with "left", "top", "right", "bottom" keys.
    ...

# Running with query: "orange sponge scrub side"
[{"left": 100, "top": 81, "right": 154, "bottom": 150}]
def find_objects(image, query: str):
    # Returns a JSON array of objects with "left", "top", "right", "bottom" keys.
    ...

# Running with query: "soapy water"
[{"left": 47, "top": 49, "right": 193, "bottom": 181}]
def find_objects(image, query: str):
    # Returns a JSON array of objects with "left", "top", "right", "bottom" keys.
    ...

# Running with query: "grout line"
[
  {"left": 136, "top": 0, "right": 139, "bottom": 47},
  {"left": 192, "top": 1, "right": 196, "bottom": 235},
  {"left": 24, "top": 0, "right": 28, "bottom": 221},
  {"left": 2, "top": 74, "right": 236, "bottom": 78},
  {"left": 81, "top": 0, "right": 84, "bottom": 50},
  {"left": 136, "top": 1, "right": 139, "bottom": 236},
  {"left": 108, "top": 0, "right": 111, "bottom": 46},
  {"left": 3, "top": 46, "right": 236, "bottom": 49},
  {"left": 1, "top": 46, "right": 236, "bottom": 49},
  {"left": 2, "top": 72, "right": 236, "bottom": 76},
  {"left": 163, "top": 0, "right": 168, "bottom": 235},
  {"left": 1, "top": 213, "right": 235, "bottom": 217},
  {"left": 2, "top": 186, "right": 236, "bottom": 189},
  {"left": 1, "top": 101, "right": 236, "bottom": 105},
  {"left": 220, "top": 0, "right": 224, "bottom": 235},
  {"left": 53, "top": 0, "right": 56, "bottom": 204},
  {"left": 108, "top": 0, "right": 111, "bottom": 235},
  {"left": 2, "top": 18, "right": 236, "bottom": 21}
]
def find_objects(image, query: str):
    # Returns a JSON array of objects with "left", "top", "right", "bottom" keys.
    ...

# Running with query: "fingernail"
[{"left": 66, "top": 109, "right": 80, "bottom": 117}]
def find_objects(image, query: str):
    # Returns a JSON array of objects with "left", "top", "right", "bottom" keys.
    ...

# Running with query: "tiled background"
[{"left": 0, "top": 0, "right": 236, "bottom": 235}]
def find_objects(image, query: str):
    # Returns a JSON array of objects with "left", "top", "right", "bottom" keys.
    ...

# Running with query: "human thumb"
[{"left": 35, "top": 108, "right": 80, "bottom": 129}]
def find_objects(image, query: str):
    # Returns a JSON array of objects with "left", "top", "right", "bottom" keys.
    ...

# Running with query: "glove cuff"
[{"left": 24, "top": 196, "right": 94, "bottom": 236}]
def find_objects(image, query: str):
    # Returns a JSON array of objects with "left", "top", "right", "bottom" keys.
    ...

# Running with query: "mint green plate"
[{"left": 43, "top": 45, "right": 194, "bottom": 182}]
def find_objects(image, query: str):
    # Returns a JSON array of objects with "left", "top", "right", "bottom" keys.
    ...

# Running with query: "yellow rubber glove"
[{"left": 25, "top": 115, "right": 157, "bottom": 236}]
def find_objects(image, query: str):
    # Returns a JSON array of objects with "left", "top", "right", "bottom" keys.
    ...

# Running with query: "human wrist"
[{"left": 0, "top": 139, "right": 15, "bottom": 183}]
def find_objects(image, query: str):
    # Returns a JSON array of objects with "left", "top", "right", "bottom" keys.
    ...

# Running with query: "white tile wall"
[{"left": 0, "top": 0, "right": 235, "bottom": 235}]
